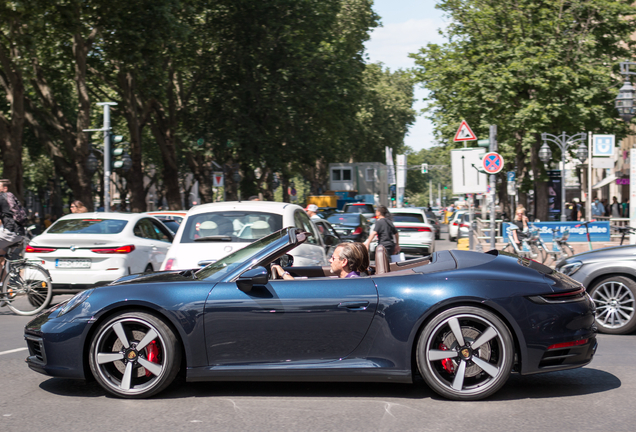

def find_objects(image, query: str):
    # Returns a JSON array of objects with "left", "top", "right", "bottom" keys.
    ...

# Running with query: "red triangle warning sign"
[{"left": 453, "top": 120, "right": 477, "bottom": 142}]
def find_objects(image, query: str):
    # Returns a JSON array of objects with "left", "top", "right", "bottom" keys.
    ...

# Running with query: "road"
[{"left": 2, "top": 226, "right": 632, "bottom": 432}]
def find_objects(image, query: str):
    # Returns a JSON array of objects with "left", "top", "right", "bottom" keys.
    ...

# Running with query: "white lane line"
[{"left": 0, "top": 347, "right": 28, "bottom": 356}]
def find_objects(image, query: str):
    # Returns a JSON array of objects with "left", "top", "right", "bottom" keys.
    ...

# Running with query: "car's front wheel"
[
  {"left": 589, "top": 276, "right": 636, "bottom": 334},
  {"left": 416, "top": 306, "right": 514, "bottom": 400},
  {"left": 89, "top": 311, "right": 182, "bottom": 398}
]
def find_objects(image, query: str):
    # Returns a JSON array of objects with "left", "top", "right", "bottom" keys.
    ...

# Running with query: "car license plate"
[{"left": 55, "top": 259, "right": 91, "bottom": 269}]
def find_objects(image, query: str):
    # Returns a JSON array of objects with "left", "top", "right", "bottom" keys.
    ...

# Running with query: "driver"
[{"left": 271, "top": 242, "right": 369, "bottom": 280}]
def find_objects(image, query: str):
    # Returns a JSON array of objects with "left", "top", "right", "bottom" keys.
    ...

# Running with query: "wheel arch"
[
  {"left": 408, "top": 298, "right": 524, "bottom": 378},
  {"left": 82, "top": 303, "right": 188, "bottom": 382},
  {"left": 586, "top": 272, "right": 636, "bottom": 292}
]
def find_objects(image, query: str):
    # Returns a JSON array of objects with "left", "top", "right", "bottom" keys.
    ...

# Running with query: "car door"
[
  {"left": 133, "top": 218, "right": 166, "bottom": 271},
  {"left": 148, "top": 219, "right": 174, "bottom": 269},
  {"left": 204, "top": 276, "right": 378, "bottom": 365}
]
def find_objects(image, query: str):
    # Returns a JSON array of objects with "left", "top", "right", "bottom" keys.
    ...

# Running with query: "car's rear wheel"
[
  {"left": 416, "top": 306, "right": 514, "bottom": 400},
  {"left": 89, "top": 311, "right": 181, "bottom": 398},
  {"left": 588, "top": 276, "right": 636, "bottom": 334}
]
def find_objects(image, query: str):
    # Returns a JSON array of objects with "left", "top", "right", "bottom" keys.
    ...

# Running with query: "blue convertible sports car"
[{"left": 24, "top": 228, "right": 597, "bottom": 401}]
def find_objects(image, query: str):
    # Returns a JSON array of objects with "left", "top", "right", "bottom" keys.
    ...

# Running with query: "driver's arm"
[{"left": 271, "top": 264, "right": 294, "bottom": 280}]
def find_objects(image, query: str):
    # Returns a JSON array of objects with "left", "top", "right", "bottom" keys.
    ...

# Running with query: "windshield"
[
  {"left": 47, "top": 218, "right": 128, "bottom": 234},
  {"left": 195, "top": 229, "right": 289, "bottom": 280},
  {"left": 327, "top": 214, "right": 361, "bottom": 225},
  {"left": 180, "top": 211, "right": 283, "bottom": 243},
  {"left": 392, "top": 213, "right": 424, "bottom": 223},
  {"left": 344, "top": 204, "right": 374, "bottom": 214}
]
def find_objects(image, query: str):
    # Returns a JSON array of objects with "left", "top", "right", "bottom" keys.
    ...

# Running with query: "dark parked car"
[
  {"left": 312, "top": 218, "right": 344, "bottom": 257},
  {"left": 326, "top": 213, "right": 369, "bottom": 242},
  {"left": 26, "top": 228, "right": 596, "bottom": 401},
  {"left": 342, "top": 203, "right": 376, "bottom": 222},
  {"left": 557, "top": 245, "right": 636, "bottom": 334},
  {"left": 425, "top": 210, "right": 441, "bottom": 240}
]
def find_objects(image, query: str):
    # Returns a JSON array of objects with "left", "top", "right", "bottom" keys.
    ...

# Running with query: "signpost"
[{"left": 481, "top": 152, "right": 505, "bottom": 174}]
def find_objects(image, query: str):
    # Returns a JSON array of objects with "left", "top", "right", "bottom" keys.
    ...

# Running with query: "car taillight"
[
  {"left": 452, "top": 221, "right": 459, "bottom": 226},
  {"left": 417, "top": 227, "right": 431, "bottom": 232},
  {"left": 460, "top": 223, "right": 470, "bottom": 228},
  {"left": 352, "top": 226, "right": 363, "bottom": 235},
  {"left": 25, "top": 245, "right": 57, "bottom": 253},
  {"left": 164, "top": 258, "right": 176, "bottom": 270},
  {"left": 548, "top": 339, "right": 588, "bottom": 350},
  {"left": 91, "top": 245, "right": 136, "bottom": 254}
]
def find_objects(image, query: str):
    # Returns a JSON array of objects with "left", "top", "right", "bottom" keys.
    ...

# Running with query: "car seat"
[
  {"left": 251, "top": 220, "right": 271, "bottom": 238},
  {"left": 374, "top": 244, "right": 391, "bottom": 274},
  {"left": 199, "top": 220, "right": 218, "bottom": 237}
]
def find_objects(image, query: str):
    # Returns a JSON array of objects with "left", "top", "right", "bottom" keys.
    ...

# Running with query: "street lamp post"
[
  {"left": 539, "top": 132, "right": 588, "bottom": 221},
  {"left": 616, "top": 61, "right": 636, "bottom": 243}
]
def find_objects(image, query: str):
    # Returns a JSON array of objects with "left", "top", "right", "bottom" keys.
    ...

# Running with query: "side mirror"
[{"left": 237, "top": 266, "right": 269, "bottom": 292}]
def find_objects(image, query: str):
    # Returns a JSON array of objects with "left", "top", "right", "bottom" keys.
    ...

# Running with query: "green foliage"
[
  {"left": 410, "top": 0, "right": 636, "bottom": 213},
  {"left": 406, "top": 146, "right": 452, "bottom": 206}
]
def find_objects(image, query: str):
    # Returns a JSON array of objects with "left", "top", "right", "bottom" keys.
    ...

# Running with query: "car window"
[
  {"left": 327, "top": 214, "right": 362, "bottom": 225},
  {"left": 294, "top": 211, "right": 318, "bottom": 244},
  {"left": 314, "top": 222, "right": 326, "bottom": 235},
  {"left": 151, "top": 220, "right": 173, "bottom": 242},
  {"left": 391, "top": 213, "right": 424, "bottom": 223},
  {"left": 134, "top": 219, "right": 159, "bottom": 240},
  {"left": 180, "top": 211, "right": 283, "bottom": 243},
  {"left": 48, "top": 218, "right": 128, "bottom": 234},
  {"left": 344, "top": 204, "right": 374, "bottom": 214}
]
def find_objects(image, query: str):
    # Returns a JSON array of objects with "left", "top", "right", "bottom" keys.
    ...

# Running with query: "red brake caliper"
[
  {"left": 144, "top": 341, "right": 159, "bottom": 377},
  {"left": 438, "top": 343, "right": 455, "bottom": 374}
]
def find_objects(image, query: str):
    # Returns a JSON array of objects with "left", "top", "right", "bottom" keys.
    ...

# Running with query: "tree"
[{"left": 411, "top": 0, "right": 636, "bottom": 220}]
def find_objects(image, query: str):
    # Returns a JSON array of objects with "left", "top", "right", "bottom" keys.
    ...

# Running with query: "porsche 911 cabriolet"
[{"left": 24, "top": 228, "right": 597, "bottom": 401}]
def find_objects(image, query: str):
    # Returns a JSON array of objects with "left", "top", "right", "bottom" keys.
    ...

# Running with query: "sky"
[{"left": 364, "top": 0, "right": 448, "bottom": 152}]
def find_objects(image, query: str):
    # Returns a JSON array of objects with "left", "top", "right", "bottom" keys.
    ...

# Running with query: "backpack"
[{"left": 1, "top": 192, "right": 28, "bottom": 226}]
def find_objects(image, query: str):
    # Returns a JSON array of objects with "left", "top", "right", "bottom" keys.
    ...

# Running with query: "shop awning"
[{"left": 592, "top": 174, "right": 616, "bottom": 190}]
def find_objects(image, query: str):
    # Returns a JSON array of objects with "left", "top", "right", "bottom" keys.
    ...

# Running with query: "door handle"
[{"left": 338, "top": 301, "right": 369, "bottom": 310}]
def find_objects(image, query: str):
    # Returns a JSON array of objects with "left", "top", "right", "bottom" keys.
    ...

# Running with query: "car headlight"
[
  {"left": 57, "top": 289, "right": 94, "bottom": 317},
  {"left": 558, "top": 261, "right": 582, "bottom": 277}
]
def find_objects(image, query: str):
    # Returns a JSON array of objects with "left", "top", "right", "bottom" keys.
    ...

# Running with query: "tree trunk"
[{"left": 531, "top": 136, "right": 549, "bottom": 221}]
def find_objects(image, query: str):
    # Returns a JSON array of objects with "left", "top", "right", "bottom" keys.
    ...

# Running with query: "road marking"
[{"left": 0, "top": 347, "right": 27, "bottom": 356}]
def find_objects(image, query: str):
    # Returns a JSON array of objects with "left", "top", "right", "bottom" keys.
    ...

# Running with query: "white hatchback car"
[
  {"left": 389, "top": 208, "right": 436, "bottom": 255},
  {"left": 160, "top": 201, "right": 329, "bottom": 270},
  {"left": 25, "top": 213, "right": 174, "bottom": 295},
  {"left": 448, "top": 210, "right": 467, "bottom": 242}
]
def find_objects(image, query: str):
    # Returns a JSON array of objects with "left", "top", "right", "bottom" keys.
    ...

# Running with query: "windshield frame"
[{"left": 194, "top": 228, "right": 304, "bottom": 282}]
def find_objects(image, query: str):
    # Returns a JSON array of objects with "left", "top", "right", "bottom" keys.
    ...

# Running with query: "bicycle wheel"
[
  {"left": 1, "top": 262, "right": 52, "bottom": 316},
  {"left": 529, "top": 244, "right": 546, "bottom": 263},
  {"left": 560, "top": 243, "right": 575, "bottom": 259}
]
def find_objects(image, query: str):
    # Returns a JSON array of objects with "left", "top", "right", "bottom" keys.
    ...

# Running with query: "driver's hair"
[{"left": 336, "top": 242, "right": 369, "bottom": 273}]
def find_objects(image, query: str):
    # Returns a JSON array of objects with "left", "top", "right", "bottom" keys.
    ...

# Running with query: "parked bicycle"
[
  {"left": 502, "top": 225, "right": 543, "bottom": 261},
  {"left": 0, "top": 231, "right": 52, "bottom": 316},
  {"left": 611, "top": 225, "right": 636, "bottom": 245}
]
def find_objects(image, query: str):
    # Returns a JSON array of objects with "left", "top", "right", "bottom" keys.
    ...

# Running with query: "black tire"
[
  {"left": 1, "top": 263, "right": 52, "bottom": 316},
  {"left": 588, "top": 276, "right": 636, "bottom": 335},
  {"left": 144, "top": 264, "right": 153, "bottom": 273},
  {"left": 416, "top": 306, "right": 514, "bottom": 400},
  {"left": 89, "top": 311, "right": 182, "bottom": 398}
]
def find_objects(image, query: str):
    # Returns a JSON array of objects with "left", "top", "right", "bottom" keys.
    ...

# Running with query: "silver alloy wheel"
[
  {"left": 417, "top": 308, "right": 514, "bottom": 400},
  {"left": 591, "top": 280, "right": 636, "bottom": 330},
  {"left": 92, "top": 317, "right": 168, "bottom": 396}
]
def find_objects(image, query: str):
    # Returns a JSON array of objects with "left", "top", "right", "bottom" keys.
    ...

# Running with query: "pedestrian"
[
  {"left": 610, "top": 196, "right": 622, "bottom": 218},
  {"left": 570, "top": 198, "right": 582, "bottom": 221},
  {"left": 591, "top": 197, "right": 605, "bottom": 217},
  {"left": 623, "top": 199, "right": 630, "bottom": 219},
  {"left": 364, "top": 205, "right": 400, "bottom": 256},
  {"left": 70, "top": 200, "right": 88, "bottom": 213},
  {"left": 511, "top": 206, "right": 529, "bottom": 246},
  {"left": 305, "top": 204, "right": 321, "bottom": 220},
  {"left": 0, "top": 179, "right": 24, "bottom": 280}
]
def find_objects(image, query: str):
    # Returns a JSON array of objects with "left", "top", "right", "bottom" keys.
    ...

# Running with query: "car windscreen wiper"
[{"left": 194, "top": 235, "right": 233, "bottom": 242}]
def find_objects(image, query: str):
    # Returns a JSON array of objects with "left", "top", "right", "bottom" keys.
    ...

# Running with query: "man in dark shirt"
[
  {"left": 364, "top": 205, "right": 400, "bottom": 256},
  {"left": 0, "top": 179, "right": 23, "bottom": 280}
]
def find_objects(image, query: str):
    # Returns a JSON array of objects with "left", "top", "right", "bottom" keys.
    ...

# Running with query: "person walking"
[
  {"left": 591, "top": 197, "right": 605, "bottom": 217},
  {"left": 610, "top": 196, "right": 622, "bottom": 218},
  {"left": 364, "top": 205, "right": 400, "bottom": 256}
]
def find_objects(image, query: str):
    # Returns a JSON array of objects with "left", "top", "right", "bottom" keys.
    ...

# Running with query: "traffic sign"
[
  {"left": 451, "top": 148, "right": 487, "bottom": 194},
  {"left": 213, "top": 172, "right": 224, "bottom": 187},
  {"left": 507, "top": 181, "right": 516, "bottom": 196},
  {"left": 592, "top": 134, "right": 615, "bottom": 157},
  {"left": 482, "top": 152, "right": 504, "bottom": 174},
  {"left": 506, "top": 171, "right": 516, "bottom": 182},
  {"left": 454, "top": 120, "right": 477, "bottom": 142}
]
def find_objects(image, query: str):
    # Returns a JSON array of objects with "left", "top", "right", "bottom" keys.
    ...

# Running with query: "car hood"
[
  {"left": 563, "top": 244, "right": 636, "bottom": 263},
  {"left": 110, "top": 269, "right": 197, "bottom": 285}
]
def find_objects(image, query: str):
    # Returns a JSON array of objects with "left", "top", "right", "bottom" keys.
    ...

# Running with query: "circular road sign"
[{"left": 482, "top": 152, "right": 505, "bottom": 174}]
